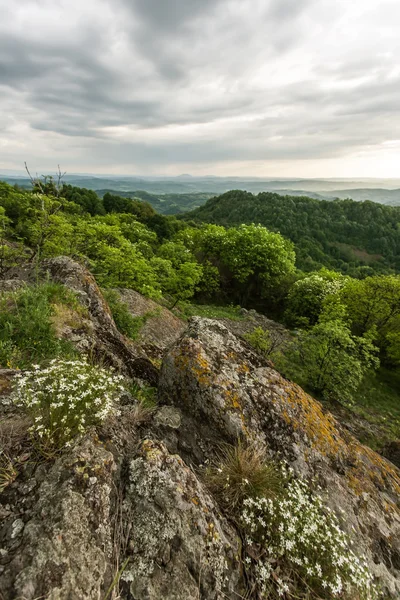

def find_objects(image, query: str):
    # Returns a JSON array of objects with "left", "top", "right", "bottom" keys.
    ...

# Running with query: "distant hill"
[
  {"left": 95, "top": 189, "right": 214, "bottom": 214},
  {"left": 3, "top": 173, "right": 400, "bottom": 206},
  {"left": 183, "top": 190, "right": 400, "bottom": 276}
]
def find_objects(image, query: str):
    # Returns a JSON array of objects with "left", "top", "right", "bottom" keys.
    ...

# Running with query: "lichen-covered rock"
[
  {"left": 41, "top": 257, "right": 159, "bottom": 384},
  {"left": 0, "top": 436, "right": 115, "bottom": 600},
  {"left": 122, "top": 439, "right": 245, "bottom": 600},
  {"left": 116, "top": 288, "right": 187, "bottom": 359},
  {"left": 159, "top": 317, "right": 400, "bottom": 597}
]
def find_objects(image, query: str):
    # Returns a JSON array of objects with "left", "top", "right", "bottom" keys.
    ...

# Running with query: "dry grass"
[
  {"left": 0, "top": 452, "right": 18, "bottom": 492},
  {"left": 104, "top": 480, "right": 132, "bottom": 600},
  {"left": 0, "top": 415, "right": 31, "bottom": 454},
  {"left": 100, "top": 401, "right": 155, "bottom": 444},
  {"left": 205, "top": 441, "right": 283, "bottom": 514},
  {"left": 0, "top": 416, "right": 31, "bottom": 492}
]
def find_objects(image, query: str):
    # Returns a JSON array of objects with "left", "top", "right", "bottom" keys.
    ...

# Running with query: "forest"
[
  {"left": 184, "top": 189, "right": 400, "bottom": 276},
  {"left": 1, "top": 179, "right": 400, "bottom": 451}
]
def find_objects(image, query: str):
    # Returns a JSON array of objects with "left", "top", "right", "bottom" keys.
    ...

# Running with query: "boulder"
[
  {"left": 159, "top": 317, "right": 400, "bottom": 597},
  {"left": 115, "top": 288, "right": 187, "bottom": 359},
  {"left": 41, "top": 257, "right": 159, "bottom": 385},
  {"left": 0, "top": 436, "right": 115, "bottom": 600},
  {"left": 0, "top": 429, "right": 245, "bottom": 600},
  {"left": 121, "top": 439, "right": 244, "bottom": 599}
]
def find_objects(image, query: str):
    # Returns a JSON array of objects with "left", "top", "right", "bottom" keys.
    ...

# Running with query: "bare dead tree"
[
  {"left": 56, "top": 164, "right": 67, "bottom": 193},
  {"left": 24, "top": 162, "right": 67, "bottom": 197},
  {"left": 24, "top": 161, "right": 45, "bottom": 193}
]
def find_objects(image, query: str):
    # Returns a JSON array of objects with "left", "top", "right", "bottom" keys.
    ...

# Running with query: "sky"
[{"left": 0, "top": 0, "right": 400, "bottom": 178}]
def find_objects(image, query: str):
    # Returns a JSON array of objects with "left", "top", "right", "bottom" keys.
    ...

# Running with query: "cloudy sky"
[{"left": 1, "top": 0, "right": 400, "bottom": 177}]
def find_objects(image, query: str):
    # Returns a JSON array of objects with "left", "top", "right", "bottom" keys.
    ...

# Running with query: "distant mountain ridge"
[{"left": 2, "top": 173, "right": 400, "bottom": 205}]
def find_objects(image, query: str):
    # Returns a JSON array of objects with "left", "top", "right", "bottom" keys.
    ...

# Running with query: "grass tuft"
[{"left": 205, "top": 441, "right": 283, "bottom": 513}]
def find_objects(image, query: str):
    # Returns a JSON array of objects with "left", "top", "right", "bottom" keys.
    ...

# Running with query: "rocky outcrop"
[
  {"left": 0, "top": 405, "right": 245, "bottom": 599},
  {"left": 1, "top": 436, "right": 115, "bottom": 600},
  {"left": 1, "top": 257, "right": 158, "bottom": 384},
  {"left": 159, "top": 317, "right": 400, "bottom": 597},
  {"left": 115, "top": 288, "right": 186, "bottom": 359},
  {"left": 41, "top": 257, "right": 159, "bottom": 385},
  {"left": 2, "top": 304, "right": 400, "bottom": 598},
  {"left": 219, "top": 307, "right": 291, "bottom": 352},
  {"left": 122, "top": 439, "right": 244, "bottom": 599}
]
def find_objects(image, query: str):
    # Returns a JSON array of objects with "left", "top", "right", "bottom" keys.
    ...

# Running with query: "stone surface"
[
  {"left": 116, "top": 288, "right": 187, "bottom": 358},
  {"left": 159, "top": 317, "right": 400, "bottom": 597},
  {"left": 0, "top": 436, "right": 115, "bottom": 600},
  {"left": 121, "top": 439, "right": 244, "bottom": 600},
  {"left": 41, "top": 257, "right": 159, "bottom": 385}
]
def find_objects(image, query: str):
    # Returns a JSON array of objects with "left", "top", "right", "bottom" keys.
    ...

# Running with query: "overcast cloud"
[{"left": 0, "top": 0, "right": 399, "bottom": 177}]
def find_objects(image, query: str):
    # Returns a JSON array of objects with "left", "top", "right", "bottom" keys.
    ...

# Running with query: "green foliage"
[
  {"left": 180, "top": 303, "right": 244, "bottom": 320},
  {"left": 0, "top": 207, "right": 26, "bottom": 277},
  {"left": 157, "top": 241, "right": 204, "bottom": 304},
  {"left": 0, "top": 283, "right": 79, "bottom": 368},
  {"left": 285, "top": 269, "right": 346, "bottom": 326},
  {"left": 12, "top": 359, "right": 124, "bottom": 451},
  {"left": 178, "top": 223, "right": 295, "bottom": 306},
  {"left": 61, "top": 183, "right": 105, "bottom": 216},
  {"left": 186, "top": 189, "right": 400, "bottom": 276},
  {"left": 353, "top": 367, "right": 400, "bottom": 449},
  {"left": 128, "top": 381, "right": 158, "bottom": 409},
  {"left": 244, "top": 327, "right": 273, "bottom": 357},
  {"left": 97, "top": 188, "right": 213, "bottom": 214},
  {"left": 341, "top": 275, "right": 400, "bottom": 363},
  {"left": 102, "top": 289, "right": 147, "bottom": 340},
  {"left": 282, "top": 318, "right": 379, "bottom": 406}
]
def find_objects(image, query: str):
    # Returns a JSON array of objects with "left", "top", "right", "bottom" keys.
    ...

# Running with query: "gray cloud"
[{"left": 0, "top": 0, "right": 399, "bottom": 175}]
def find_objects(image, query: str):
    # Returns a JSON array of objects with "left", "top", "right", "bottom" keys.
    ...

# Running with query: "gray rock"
[
  {"left": 1, "top": 436, "right": 115, "bottom": 600},
  {"left": 159, "top": 317, "right": 400, "bottom": 598},
  {"left": 122, "top": 439, "right": 245, "bottom": 600},
  {"left": 154, "top": 406, "right": 182, "bottom": 429},
  {"left": 41, "top": 257, "right": 159, "bottom": 385},
  {"left": 116, "top": 288, "right": 187, "bottom": 359}
]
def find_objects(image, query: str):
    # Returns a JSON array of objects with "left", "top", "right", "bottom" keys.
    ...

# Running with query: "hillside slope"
[
  {"left": 0, "top": 259, "right": 399, "bottom": 599},
  {"left": 185, "top": 190, "right": 400, "bottom": 274}
]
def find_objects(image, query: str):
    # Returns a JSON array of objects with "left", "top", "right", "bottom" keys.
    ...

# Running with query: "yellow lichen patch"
[
  {"left": 141, "top": 439, "right": 163, "bottom": 462},
  {"left": 173, "top": 341, "right": 213, "bottom": 386},
  {"left": 346, "top": 444, "right": 400, "bottom": 504},
  {"left": 223, "top": 388, "right": 242, "bottom": 411},
  {"left": 274, "top": 376, "right": 400, "bottom": 510},
  {"left": 191, "top": 351, "right": 213, "bottom": 386},
  {"left": 280, "top": 382, "right": 345, "bottom": 459},
  {"left": 237, "top": 363, "right": 250, "bottom": 375},
  {"left": 191, "top": 496, "right": 199, "bottom": 505}
]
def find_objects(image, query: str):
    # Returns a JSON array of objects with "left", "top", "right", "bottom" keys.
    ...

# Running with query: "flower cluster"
[
  {"left": 241, "top": 471, "right": 375, "bottom": 599},
  {"left": 12, "top": 359, "right": 124, "bottom": 449}
]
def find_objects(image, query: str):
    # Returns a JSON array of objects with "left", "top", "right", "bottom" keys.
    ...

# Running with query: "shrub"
[
  {"left": 12, "top": 359, "right": 124, "bottom": 451},
  {"left": 205, "top": 442, "right": 283, "bottom": 512},
  {"left": 282, "top": 319, "right": 379, "bottom": 406},
  {"left": 103, "top": 289, "right": 146, "bottom": 340},
  {"left": 241, "top": 469, "right": 375, "bottom": 599},
  {"left": 243, "top": 326, "right": 284, "bottom": 358},
  {"left": 0, "top": 282, "right": 79, "bottom": 368}
]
